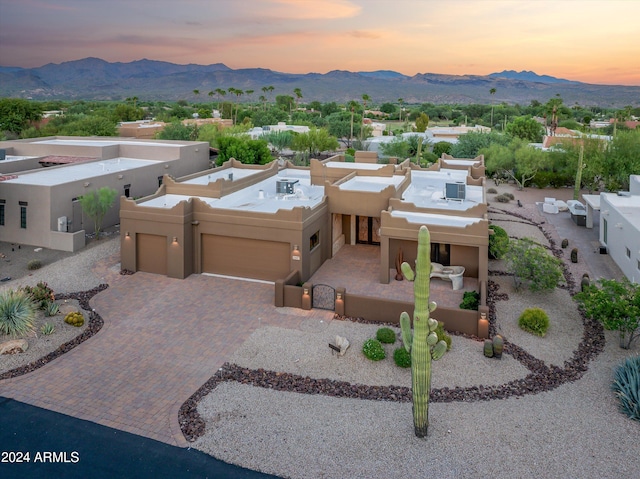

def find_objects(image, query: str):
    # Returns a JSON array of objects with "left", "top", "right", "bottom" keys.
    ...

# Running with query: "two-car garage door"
[{"left": 201, "top": 235, "right": 290, "bottom": 282}]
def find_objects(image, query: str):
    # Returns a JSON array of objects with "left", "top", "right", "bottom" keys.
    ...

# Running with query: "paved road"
[{"left": 0, "top": 396, "right": 279, "bottom": 479}]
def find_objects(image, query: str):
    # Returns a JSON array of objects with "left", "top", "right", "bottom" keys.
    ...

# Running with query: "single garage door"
[
  {"left": 136, "top": 233, "right": 167, "bottom": 275},
  {"left": 202, "top": 235, "right": 290, "bottom": 281}
]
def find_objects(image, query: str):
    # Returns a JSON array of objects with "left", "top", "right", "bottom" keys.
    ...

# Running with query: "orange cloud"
[{"left": 263, "top": 0, "right": 361, "bottom": 19}]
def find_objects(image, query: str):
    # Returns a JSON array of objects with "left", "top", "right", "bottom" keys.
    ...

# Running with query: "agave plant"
[
  {"left": 612, "top": 355, "right": 640, "bottom": 421},
  {"left": 0, "top": 289, "right": 37, "bottom": 337},
  {"left": 40, "top": 322, "right": 56, "bottom": 336},
  {"left": 44, "top": 301, "right": 60, "bottom": 317}
]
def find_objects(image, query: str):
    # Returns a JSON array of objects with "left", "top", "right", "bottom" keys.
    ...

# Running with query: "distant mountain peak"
[{"left": 488, "top": 70, "right": 575, "bottom": 84}]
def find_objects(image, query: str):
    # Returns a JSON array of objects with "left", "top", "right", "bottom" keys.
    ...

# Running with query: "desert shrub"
[
  {"left": 435, "top": 321, "right": 452, "bottom": 351},
  {"left": 488, "top": 224, "right": 509, "bottom": 259},
  {"left": 27, "top": 259, "right": 42, "bottom": 270},
  {"left": 393, "top": 347, "right": 411, "bottom": 368},
  {"left": 362, "top": 338, "right": 386, "bottom": 361},
  {"left": 518, "top": 307, "right": 550, "bottom": 337},
  {"left": 612, "top": 355, "right": 640, "bottom": 421},
  {"left": 376, "top": 327, "right": 396, "bottom": 344},
  {"left": 502, "top": 192, "right": 514, "bottom": 200},
  {"left": 487, "top": 187, "right": 498, "bottom": 194},
  {"left": 459, "top": 290, "right": 480, "bottom": 310},
  {"left": 495, "top": 194, "right": 510, "bottom": 203},
  {"left": 505, "top": 237, "right": 563, "bottom": 291},
  {"left": 21, "top": 281, "right": 55, "bottom": 309},
  {"left": 0, "top": 289, "right": 36, "bottom": 337}
]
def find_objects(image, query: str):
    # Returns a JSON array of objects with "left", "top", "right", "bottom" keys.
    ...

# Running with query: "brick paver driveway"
[{"left": 0, "top": 271, "right": 333, "bottom": 446}]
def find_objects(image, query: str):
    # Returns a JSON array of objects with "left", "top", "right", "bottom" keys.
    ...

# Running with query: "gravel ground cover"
[{"left": 190, "top": 186, "right": 640, "bottom": 479}]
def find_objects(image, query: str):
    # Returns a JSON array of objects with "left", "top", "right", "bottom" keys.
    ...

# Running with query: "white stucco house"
[{"left": 598, "top": 175, "right": 640, "bottom": 283}]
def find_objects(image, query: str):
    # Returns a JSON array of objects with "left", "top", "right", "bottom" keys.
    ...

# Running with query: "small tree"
[
  {"left": 504, "top": 237, "right": 563, "bottom": 291},
  {"left": 575, "top": 279, "right": 640, "bottom": 349},
  {"left": 79, "top": 187, "right": 118, "bottom": 240}
]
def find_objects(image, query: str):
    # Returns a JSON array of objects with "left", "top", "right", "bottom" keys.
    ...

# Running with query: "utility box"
[{"left": 57, "top": 216, "right": 68, "bottom": 232}]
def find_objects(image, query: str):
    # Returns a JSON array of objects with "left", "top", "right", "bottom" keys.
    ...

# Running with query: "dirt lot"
[{"left": 0, "top": 226, "right": 120, "bottom": 284}]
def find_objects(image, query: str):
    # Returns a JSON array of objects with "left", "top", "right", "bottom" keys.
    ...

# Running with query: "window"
[
  {"left": 19, "top": 202, "right": 27, "bottom": 229},
  {"left": 603, "top": 218, "right": 607, "bottom": 244},
  {"left": 158, "top": 176, "right": 163, "bottom": 187},
  {"left": 431, "top": 242, "right": 451, "bottom": 266},
  {"left": 309, "top": 231, "right": 320, "bottom": 251},
  {"left": 626, "top": 247, "right": 631, "bottom": 258},
  {"left": 637, "top": 259, "right": 640, "bottom": 271},
  {"left": 0, "top": 199, "right": 5, "bottom": 226},
  {"left": 124, "top": 184, "right": 131, "bottom": 198}
]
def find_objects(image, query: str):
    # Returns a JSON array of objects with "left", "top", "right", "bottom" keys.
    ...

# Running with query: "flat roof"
[
  {"left": 324, "top": 161, "right": 389, "bottom": 171},
  {"left": 390, "top": 210, "right": 482, "bottom": 228},
  {"left": 401, "top": 169, "right": 483, "bottom": 211},
  {"left": 3, "top": 157, "right": 157, "bottom": 186},
  {"left": 0, "top": 155, "right": 38, "bottom": 164},
  {"left": 181, "top": 167, "right": 262, "bottom": 185},
  {"left": 139, "top": 168, "right": 325, "bottom": 213},
  {"left": 338, "top": 175, "right": 404, "bottom": 192},
  {"left": 33, "top": 139, "right": 183, "bottom": 148},
  {"left": 442, "top": 159, "right": 479, "bottom": 166},
  {"left": 602, "top": 192, "right": 640, "bottom": 230}
]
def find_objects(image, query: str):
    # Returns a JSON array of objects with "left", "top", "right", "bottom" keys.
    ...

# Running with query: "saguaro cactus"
[{"left": 400, "top": 225, "right": 448, "bottom": 438}]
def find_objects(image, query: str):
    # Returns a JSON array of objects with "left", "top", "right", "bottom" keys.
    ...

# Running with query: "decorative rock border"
[
  {"left": 0, "top": 284, "right": 108, "bottom": 381},
  {"left": 179, "top": 206, "right": 605, "bottom": 443}
]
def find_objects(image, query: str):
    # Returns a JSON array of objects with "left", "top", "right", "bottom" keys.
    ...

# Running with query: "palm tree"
[
  {"left": 490, "top": 88, "right": 496, "bottom": 127},
  {"left": 348, "top": 100, "right": 359, "bottom": 146},
  {"left": 193, "top": 89, "right": 200, "bottom": 104},
  {"left": 214, "top": 88, "right": 226, "bottom": 115},
  {"left": 233, "top": 88, "right": 244, "bottom": 124},
  {"left": 245, "top": 89, "right": 254, "bottom": 110},
  {"left": 293, "top": 88, "right": 303, "bottom": 111},
  {"left": 362, "top": 93, "right": 370, "bottom": 110},
  {"left": 259, "top": 95, "right": 267, "bottom": 111}
]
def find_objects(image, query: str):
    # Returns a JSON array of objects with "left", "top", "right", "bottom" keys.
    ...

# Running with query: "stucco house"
[{"left": 0, "top": 137, "right": 209, "bottom": 251}]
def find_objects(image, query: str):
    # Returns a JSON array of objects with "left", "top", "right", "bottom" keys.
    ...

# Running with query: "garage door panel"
[
  {"left": 137, "top": 234, "right": 167, "bottom": 275},
  {"left": 202, "top": 235, "right": 289, "bottom": 281}
]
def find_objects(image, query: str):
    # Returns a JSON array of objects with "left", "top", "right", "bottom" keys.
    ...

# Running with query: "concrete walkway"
[{"left": 0, "top": 270, "right": 333, "bottom": 446}]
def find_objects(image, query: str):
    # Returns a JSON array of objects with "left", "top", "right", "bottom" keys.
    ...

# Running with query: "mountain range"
[{"left": 1, "top": 58, "right": 638, "bottom": 107}]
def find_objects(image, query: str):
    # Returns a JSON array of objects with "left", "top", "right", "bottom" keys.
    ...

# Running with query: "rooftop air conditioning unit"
[
  {"left": 0, "top": 149, "right": 6, "bottom": 161},
  {"left": 445, "top": 182, "right": 466, "bottom": 201},
  {"left": 276, "top": 178, "right": 299, "bottom": 195},
  {"left": 57, "top": 216, "right": 68, "bottom": 232}
]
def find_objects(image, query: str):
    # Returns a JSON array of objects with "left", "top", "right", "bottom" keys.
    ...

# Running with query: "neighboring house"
[
  {"left": 598, "top": 175, "right": 640, "bottom": 283},
  {"left": 118, "top": 120, "right": 167, "bottom": 139},
  {"left": 248, "top": 122, "right": 310, "bottom": 139},
  {"left": 0, "top": 137, "right": 209, "bottom": 251}
]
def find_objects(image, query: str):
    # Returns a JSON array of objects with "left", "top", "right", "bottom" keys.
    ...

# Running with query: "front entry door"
[{"left": 356, "top": 216, "right": 381, "bottom": 245}]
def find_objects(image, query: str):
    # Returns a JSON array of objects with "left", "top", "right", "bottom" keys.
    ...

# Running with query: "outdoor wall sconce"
[
  {"left": 478, "top": 312, "right": 489, "bottom": 338},
  {"left": 172, "top": 236, "right": 178, "bottom": 244},
  {"left": 125, "top": 231, "right": 130, "bottom": 238},
  {"left": 84, "top": 182, "right": 90, "bottom": 187},
  {"left": 292, "top": 245, "right": 301, "bottom": 261},
  {"left": 336, "top": 292, "right": 343, "bottom": 301},
  {"left": 303, "top": 287, "right": 309, "bottom": 296},
  {"left": 164, "top": 164, "right": 170, "bottom": 169},
  {"left": 117, "top": 174, "right": 124, "bottom": 180}
]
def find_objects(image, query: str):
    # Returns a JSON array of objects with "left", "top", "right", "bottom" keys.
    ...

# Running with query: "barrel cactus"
[
  {"left": 399, "top": 225, "right": 448, "bottom": 438},
  {"left": 64, "top": 311, "right": 85, "bottom": 327},
  {"left": 492, "top": 334, "right": 504, "bottom": 359},
  {"left": 571, "top": 248, "right": 579, "bottom": 263},
  {"left": 483, "top": 339, "right": 494, "bottom": 358}
]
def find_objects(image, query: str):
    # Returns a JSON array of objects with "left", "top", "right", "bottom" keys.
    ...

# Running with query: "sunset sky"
[{"left": 1, "top": 0, "right": 639, "bottom": 85}]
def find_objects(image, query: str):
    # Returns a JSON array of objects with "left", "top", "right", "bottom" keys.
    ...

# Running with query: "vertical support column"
[
  {"left": 350, "top": 215, "right": 356, "bottom": 245},
  {"left": 380, "top": 235, "right": 390, "bottom": 284}
]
